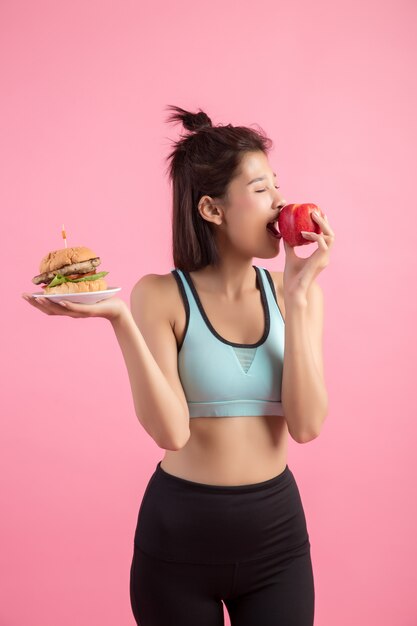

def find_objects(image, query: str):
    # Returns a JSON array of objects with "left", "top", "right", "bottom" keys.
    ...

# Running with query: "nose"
[{"left": 274, "top": 188, "right": 286, "bottom": 208}]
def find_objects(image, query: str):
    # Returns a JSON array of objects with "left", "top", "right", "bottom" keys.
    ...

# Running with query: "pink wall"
[{"left": 1, "top": 0, "right": 416, "bottom": 624}]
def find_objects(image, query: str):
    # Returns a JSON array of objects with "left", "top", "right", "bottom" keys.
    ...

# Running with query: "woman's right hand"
[{"left": 21, "top": 293, "right": 128, "bottom": 322}]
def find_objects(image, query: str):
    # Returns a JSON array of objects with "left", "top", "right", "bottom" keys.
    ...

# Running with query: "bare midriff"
[
  {"left": 160, "top": 269, "right": 288, "bottom": 486},
  {"left": 160, "top": 414, "right": 288, "bottom": 485}
]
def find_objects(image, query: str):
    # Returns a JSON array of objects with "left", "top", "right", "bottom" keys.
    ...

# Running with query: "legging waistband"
[
  {"left": 155, "top": 461, "right": 291, "bottom": 495},
  {"left": 134, "top": 461, "right": 308, "bottom": 564}
]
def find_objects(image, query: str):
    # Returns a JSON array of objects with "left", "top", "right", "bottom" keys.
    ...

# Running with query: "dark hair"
[{"left": 164, "top": 105, "right": 273, "bottom": 271}]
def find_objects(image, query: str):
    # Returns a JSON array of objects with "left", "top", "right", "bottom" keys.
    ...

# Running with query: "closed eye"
[{"left": 256, "top": 187, "right": 280, "bottom": 193}]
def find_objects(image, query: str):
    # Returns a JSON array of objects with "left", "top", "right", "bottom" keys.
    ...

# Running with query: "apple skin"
[{"left": 277, "top": 203, "right": 325, "bottom": 247}]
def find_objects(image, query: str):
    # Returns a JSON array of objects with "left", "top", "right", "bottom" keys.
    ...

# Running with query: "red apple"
[{"left": 277, "top": 203, "right": 325, "bottom": 247}]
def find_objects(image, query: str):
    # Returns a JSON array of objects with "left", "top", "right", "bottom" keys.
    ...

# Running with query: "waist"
[
  {"left": 156, "top": 459, "right": 291, "bottom": 493},
  {"left": 161, "top": 414, "right": 288, "bottom": 485}
]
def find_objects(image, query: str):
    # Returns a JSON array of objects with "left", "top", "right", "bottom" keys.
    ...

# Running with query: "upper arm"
[{"left": 130, "top": 274, "right": 189, "bottom": 420}]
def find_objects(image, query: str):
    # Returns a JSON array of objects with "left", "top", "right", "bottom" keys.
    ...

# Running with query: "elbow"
[
  {"left": 289, "top": 419, "right": 326, "bottom": 444},
  {"left": 293, "top": 430, "right": 321, "bottom": 444},
  {"left": 136, "top": 413, "right": 191, "bottom": 451},
  {"left": 158, "top": 427, "right": 191, "bottom": 451}
]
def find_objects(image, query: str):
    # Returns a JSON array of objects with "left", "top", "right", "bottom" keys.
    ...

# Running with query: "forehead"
[{"left": 239, "top": 151, "right": 272, "bottom": 179}]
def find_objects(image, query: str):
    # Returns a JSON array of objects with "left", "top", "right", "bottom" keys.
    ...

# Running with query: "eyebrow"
[{"left": 247, "top": 173, "right": 277, "bottom": 185}]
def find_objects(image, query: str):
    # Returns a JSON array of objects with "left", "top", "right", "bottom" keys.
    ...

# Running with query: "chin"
[{"left": 259, "top": 239, "right": 281, "bottom": 259}]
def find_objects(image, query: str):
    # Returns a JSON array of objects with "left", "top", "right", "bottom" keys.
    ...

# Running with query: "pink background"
[{"left": 1, "top": 0, "right": 416, "bottom": 624}]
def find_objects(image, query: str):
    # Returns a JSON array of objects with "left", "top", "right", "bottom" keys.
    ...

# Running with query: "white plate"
[{"left": 31, "top": 286, "right": 122, "bottom": 304}]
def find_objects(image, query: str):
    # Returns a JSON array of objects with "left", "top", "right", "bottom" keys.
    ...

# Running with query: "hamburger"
[{"left": 32, "top": 246, "right": 109, "bottom": 294}]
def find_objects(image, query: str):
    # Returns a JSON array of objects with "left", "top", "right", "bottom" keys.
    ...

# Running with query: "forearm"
[
  {"left": 281, "top": 300, "right": 328, "bottom": 443},
  {"left": 110, "top": 308, "right": 190, "bottom": 450}
]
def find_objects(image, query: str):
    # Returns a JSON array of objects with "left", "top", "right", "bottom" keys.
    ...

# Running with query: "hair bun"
[
  {"left": 165, "top": 105, "right": 213, "bottom": 133},
  {"left": 189, "top": 111, "right": 212, "bottom": 132}
]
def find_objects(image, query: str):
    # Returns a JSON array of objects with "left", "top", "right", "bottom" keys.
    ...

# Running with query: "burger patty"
[{"left": 32, "top": 258, "right": 101, "bottom": 285}]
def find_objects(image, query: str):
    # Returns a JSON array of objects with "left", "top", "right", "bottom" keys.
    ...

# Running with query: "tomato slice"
[{"left": 42, "top": 270, "right": 97, "bottom": 288}]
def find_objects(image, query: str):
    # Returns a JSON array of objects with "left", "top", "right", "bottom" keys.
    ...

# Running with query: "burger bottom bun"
[{"left": 43, "top": 278, "right": 108, "bottom": 295}]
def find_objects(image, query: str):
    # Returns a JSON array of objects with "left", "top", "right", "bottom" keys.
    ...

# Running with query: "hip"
[{"left": 133, "top": 460, "right": 311, "bottom": 564}]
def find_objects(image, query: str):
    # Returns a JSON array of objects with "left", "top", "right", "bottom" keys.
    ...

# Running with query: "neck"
[{"left": 193, "top": 260, "right": 256, "bottom": 299}]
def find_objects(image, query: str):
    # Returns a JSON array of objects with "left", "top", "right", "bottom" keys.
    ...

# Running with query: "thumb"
[{"left": 283, "top": 238, "right": 296, "bottom": 256}]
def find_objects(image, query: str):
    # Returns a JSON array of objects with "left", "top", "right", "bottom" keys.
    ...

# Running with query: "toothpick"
[{"left": 62, "top": 224, "right": 67, "bottom": 248}]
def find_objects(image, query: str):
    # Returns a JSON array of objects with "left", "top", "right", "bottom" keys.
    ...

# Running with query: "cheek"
[
  {"left": 227, "top": 198, "right": 263, "bottom": 239},
  {"left": 229, "top": 217, "right": 265, "bottom": 248},
  {"left": 232, "top": 214, "right": 255, "bottom": 238},
  {"left": 235, "top": 199, "right": 260, "bottom": 225}
]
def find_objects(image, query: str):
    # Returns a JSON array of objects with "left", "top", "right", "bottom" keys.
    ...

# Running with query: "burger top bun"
[
  {"left": 39, "top": 246, "right": 99, "bottom": 274},
  {"left": 43, "top": 278, "right": 108, "bottom": 295}
]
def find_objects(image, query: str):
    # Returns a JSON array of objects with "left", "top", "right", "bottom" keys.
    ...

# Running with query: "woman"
[{"left": 22, "top": 105, "right": 334, "bottom": 626}]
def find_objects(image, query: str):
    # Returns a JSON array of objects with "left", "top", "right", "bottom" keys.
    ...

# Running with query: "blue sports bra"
[{"left": 171, "top": 265, "right": 285, "bottom": 418}]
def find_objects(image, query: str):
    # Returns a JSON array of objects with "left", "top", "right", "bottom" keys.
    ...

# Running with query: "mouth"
[{"left": 266, "top": 219, "right": 282, "bottom": 239}]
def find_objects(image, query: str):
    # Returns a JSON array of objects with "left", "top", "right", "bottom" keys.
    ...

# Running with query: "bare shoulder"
[{"left": 130, "top": 271, "right": 178, "bottom": 328}]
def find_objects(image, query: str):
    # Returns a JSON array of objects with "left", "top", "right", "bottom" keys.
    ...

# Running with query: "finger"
[
  {"left": 57, "top": 300, "right": 84, "bottom": 310},
  {"left": 25, "top": 296, "right": 53, "bottom": 313},
  {"left": 311, "top": 212, "right": 327, "bottom": 228},
  {"left": 37, "top": 297, "right": 57, "bottom": 307},
  {"left": 22, "top": 295, "right": 35, "bottom": 306},
  {"left": 301, "top": 231, "right": 328, "bottom": 250},
  {"left": 36, "top": 297, "right": 65, "bottom": 314},
  {"left": 44, "top": 299, "right": 84, "bottom": 316},
  {"left": 311, "top": 211, "right": 334, "bottom": 237},
  {"left": 28, "top": 296, "right": 71, "bottom": 315},
  {"left": 56, "top": 300, "right": 93, "bottom": 316}
]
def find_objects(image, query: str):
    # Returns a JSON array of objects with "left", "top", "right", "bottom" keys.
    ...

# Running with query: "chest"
[{"left": 172, "top": 273, "right": 285, "bottom": 350}]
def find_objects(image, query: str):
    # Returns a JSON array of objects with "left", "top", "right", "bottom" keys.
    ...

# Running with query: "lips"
[{"left": 266, "top": 220, "right": 282, "bottom": 238}]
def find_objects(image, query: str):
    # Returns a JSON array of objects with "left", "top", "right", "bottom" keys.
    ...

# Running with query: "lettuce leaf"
[{"left": 47, "top": 271, "right": 109, "bottom": 288}]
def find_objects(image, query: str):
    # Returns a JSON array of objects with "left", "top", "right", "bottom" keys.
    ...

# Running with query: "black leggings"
[{"left": 130, "top": 461, "right": 315, "bottom": 626}]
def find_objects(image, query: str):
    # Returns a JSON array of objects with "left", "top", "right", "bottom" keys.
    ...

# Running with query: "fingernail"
[{"left": 59, "top": 301, "right": 68, "bottom": 306}]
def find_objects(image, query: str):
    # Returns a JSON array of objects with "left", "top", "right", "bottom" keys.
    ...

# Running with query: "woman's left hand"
[{"left": 282, "top": 211, "right": 335, "bottom": 304}]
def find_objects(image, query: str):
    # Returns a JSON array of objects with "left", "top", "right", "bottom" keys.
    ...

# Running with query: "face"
[{"left": 198, "top": 150, "right": 287, "bottom": 260}]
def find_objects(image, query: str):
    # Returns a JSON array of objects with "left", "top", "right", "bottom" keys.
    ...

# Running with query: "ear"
[{"left": 198, "top": 196, "right": 223, "bottom": 225}]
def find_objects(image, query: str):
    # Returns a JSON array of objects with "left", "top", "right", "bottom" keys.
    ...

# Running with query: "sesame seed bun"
[{"left": 39, "top": 246, "right": 99, "bottom": 274}]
